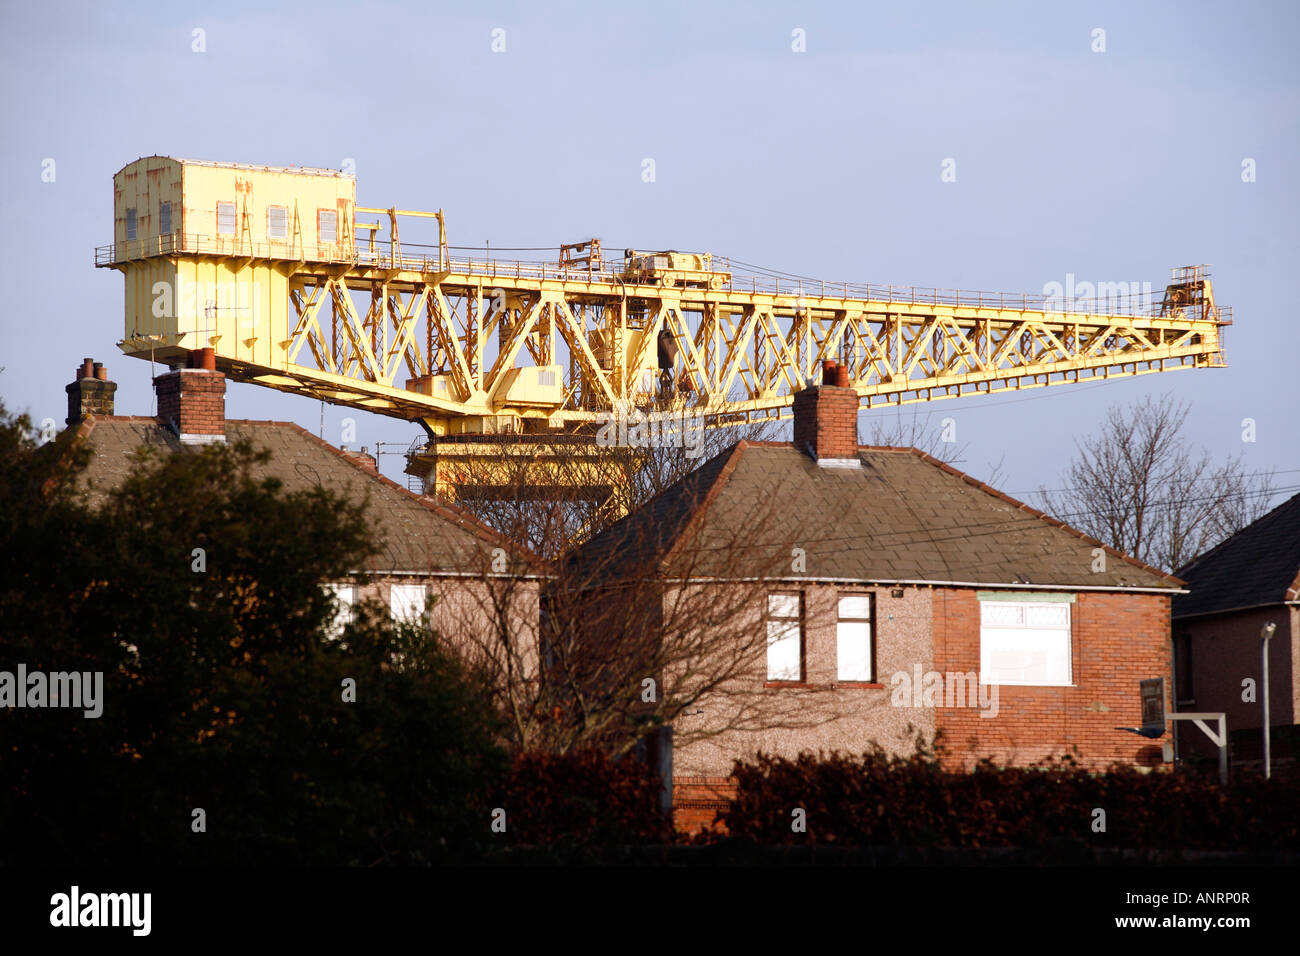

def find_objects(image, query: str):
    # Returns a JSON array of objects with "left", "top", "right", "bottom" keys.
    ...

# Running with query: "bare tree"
[
  {"left": 625, "top": 415, "right": 781, "bottom": 507},
  {"left": 432, "top": 440, "right": 842, "bottom": 758},
  {"left": 443, "top": 415, "right": 781, "bottom": 553},
  {"left": 1039, "top": 393, "right": 1277, "bottom": 572}
]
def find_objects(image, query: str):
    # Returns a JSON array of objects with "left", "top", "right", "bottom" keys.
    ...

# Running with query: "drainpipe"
[{"left": 1261, "top": 621, "right": 1276, "bottom": 779}]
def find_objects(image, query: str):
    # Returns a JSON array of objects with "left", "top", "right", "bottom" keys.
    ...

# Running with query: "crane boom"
[{"left": 96, "top": 157, "right": 1230, "bottom": 500}]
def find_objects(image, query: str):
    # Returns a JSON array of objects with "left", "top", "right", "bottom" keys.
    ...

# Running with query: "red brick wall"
[
  {"left": 673, "top": 777, "right": 736, "bottom": 834},
  {"left": 791, "top": 385, "right": 859, "bottom": 460},
  {"left": 931, "top": 588, "right": 1172, "bottom": 771},
  {"left": 155, "top": 369, "right": 226, "bottom": 437}
]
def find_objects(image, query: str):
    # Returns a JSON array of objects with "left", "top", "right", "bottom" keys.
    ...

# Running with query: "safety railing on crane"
[{"left": 95, "top": 234, "right": 1220, "bottom": 321}]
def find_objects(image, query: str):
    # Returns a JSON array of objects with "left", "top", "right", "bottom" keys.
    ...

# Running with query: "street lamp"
[{"left": 1262, "top": 622, "right": 1277, "bottom": 780}]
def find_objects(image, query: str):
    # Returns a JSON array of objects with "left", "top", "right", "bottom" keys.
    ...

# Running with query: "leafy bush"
[
  {"left": 0, "top": 408, "right": 507, "bottom": 865},
  {"left": 721, "top": 740, "right": 1300, "bottom": 850},
  {"left": 489, "top": 749, "right": 672, "bottom": 847}
]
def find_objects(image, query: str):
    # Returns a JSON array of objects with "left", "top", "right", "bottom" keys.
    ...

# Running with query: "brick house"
[
  {"left": 60, "top": 352, "right": 540, "bottom": 651},
  {"left": 572, "top": 369, "right": 1185, "bottom": 830},
  {"left": 1172, "top": 492, "right": 1300, "bottom": 774}
]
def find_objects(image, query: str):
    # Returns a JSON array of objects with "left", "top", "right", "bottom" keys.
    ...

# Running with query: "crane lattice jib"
[{"left": 97, "top": 158, "right": 1229, "bottom": 441}]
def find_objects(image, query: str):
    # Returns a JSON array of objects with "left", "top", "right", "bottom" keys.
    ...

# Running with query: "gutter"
[
  {"left": 343, "top": 569, "right": 550, "bottom": 581},
  {"left": 660, "top": 575, "right": 1187, "bottom": 595}
]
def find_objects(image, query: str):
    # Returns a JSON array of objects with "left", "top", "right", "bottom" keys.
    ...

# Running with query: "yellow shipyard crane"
[{"left": 97, "top": 156, "right": 1230, "bottom": 504}]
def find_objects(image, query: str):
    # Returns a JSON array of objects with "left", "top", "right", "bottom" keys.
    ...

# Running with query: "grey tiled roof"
[
  {"left": 68, "top": 416, "right": 533, "bottom": 575},
  {"left": 1173, "top": 491, "right": 1300, "bottom": 619},
  {"left": 574, "top": 441, "right": 1181, "bottom": 590}
]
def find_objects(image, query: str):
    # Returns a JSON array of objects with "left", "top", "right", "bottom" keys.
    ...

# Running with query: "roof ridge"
[
  {"left": 568, "top": 441, "right": 1183, "bottom": 590},
  {"left": 278, "top": 421, "right": 543, "bottom": 567},
  {"left": 1177, "top": 489, "right": 1300, "bottom": 578},
  {"left": 899, "top": 446, "right": 1184, "bottom": 587}
]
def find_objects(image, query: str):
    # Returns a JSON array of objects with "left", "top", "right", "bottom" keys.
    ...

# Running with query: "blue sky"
[{"left": 1, "top": 0, "right": 1296, "bottom": 505}]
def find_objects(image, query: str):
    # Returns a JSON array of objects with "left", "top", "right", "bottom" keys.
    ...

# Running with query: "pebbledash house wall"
[
  {"left": 1173, "top": 605, "right": 1298, "bottom": 763},
  {"left": 671, "top": 582, "right": 1173, "bottom": 831},
  {"left": 672, "top": 581, "right": 934, "bottom": 832},
  {"left": 338, "top": 576, "right": 539, "bottom": 670},
  {"left": 931, "top": 588, "right": 1172, "bottom": 771}
]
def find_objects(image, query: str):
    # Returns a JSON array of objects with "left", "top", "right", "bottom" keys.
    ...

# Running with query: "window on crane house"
[
  {"left": 217, "top": 201, "right": 236, "bottom": 236},
  {"left": 979, "top": 596, "right": 1073, "bottom": 685},
  {"left": 267, "top": 205, "right": 288, "bottom": 240},
  {"left": 766, "top": 592, "right": 803, "bottom": 682},
  {"left": 159, "top": 202, "right": 172, "bottom": 236},
  {"left": 318, "top": 209, "right": 337, "bottom": 243},
  {"left": 837, "top": 593, "right": 874, "bottom": 682},
  {"left": 125, "top": 208, "right": 137, "bottom": 240}
]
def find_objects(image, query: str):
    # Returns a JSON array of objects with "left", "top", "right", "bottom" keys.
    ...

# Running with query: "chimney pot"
[
  {"left": 834, "top": 364, "right": 849, "bottom": 387},
  {"left": 792, "top": 381, "right": 860, "bottom": 465},
  {"left": 67, "top": 358, "right": 117, "bottom": 425},
  {"left": 154, "top": 357, "right": 226, "bottom": 443},
  {"left": 821, "top": 359, "right": 837, "bottom": 386}
]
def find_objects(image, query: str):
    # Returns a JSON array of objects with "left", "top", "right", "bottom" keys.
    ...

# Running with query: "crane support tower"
[{"left": 96, "top": 156, "right": 1231, "bottom": 501}]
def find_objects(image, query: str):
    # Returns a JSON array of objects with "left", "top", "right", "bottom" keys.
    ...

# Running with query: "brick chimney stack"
[
  {"left": 154, "top": 348, "right": 226, "bottom": 444},
  {"left": 792, "top": 359, "right": 860, "bottom": 467},
  {"left": 340, "top": 445, "right": 379, "bottom": 475},
  {"left": 66, "top": 357, "right": 117, "bottom": 425}
]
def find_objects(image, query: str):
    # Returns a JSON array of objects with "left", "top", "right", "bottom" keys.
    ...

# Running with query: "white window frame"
[
  {"left": 837, "top": 593, "right": 873, "bottom": 682},
  {"left": 389, "top": 583, "right": 427, "bottom": 626},
  {"left": 267, "top": 205, "right": 288, "bottom": 240},
  {"left": 217, "top": 201, "right": 236, "bottom": 236},
  {"left": 766, "top": 592, "right": 803, "bottom": 682},
  {"left": 979, "top": 598, "right": 1073, "bottom": 686},
  {"left": 323, "top": 583, "right": 356, "bottom": 641}
]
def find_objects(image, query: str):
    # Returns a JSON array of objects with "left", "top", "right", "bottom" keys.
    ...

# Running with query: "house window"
[
  {"left": 125, "top": 208, "right": 137, "bottom": 240},
  {"left": 267, "top": 205, "right": 288, "bottom": 240},
  {"left": 1174, "top": 633, "right": 1194, "bottom": 704},
  {"left": 979, "top": 599, "right": 1072, "bottom": 685},
  {"left": 217, "top": 201, "right": 236, "bottom": 236},
  {"left": 837, "top": 594, "right": 873, "bottom": 681},
  {"left": 766, "top": 592, "right": 803, "bottom": 682},
  {"left": 389, "top": 583, "right": 427, "bottom": 626},
  {"left": 323, "top": 583, "right": 356, "bottom": 640},
  {"left": 318, "top": 209, "right": 337, "bottom": 242},
  {"left": 160, "top": 201, "right": 171, "bottom": 235}
]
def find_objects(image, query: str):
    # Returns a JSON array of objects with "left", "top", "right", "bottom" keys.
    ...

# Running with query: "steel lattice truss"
[
  {"left": 106, "top": 244, "right": 1227, "bottom": 439},
  {"left": 266, "top": 262, "right": 1226, "bottom": 436}
]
